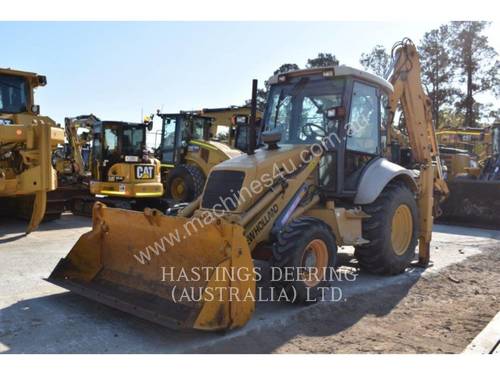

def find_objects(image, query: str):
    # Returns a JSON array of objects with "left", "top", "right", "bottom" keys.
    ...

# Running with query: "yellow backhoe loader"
[
  {"left": 0, "top": 68, "right": 64, "bottom": 233},
  {"left": 49, "top": 39, "right": 448, "bottom": 331}
]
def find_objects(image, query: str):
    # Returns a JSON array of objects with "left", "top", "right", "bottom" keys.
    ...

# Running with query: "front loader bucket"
[
  {"left": 439, "top": 179, "right": 500, "bottom": 229},
  {"left": 48, "top": 203, "right": 256, "bottom": 331}
]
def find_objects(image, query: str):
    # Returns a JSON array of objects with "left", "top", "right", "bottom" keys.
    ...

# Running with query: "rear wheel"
[
  {"left": 355, "top": 181, "right": 418, "bottom": 275},
  {"left": 165, "top": 165, "right": 205, "bottom": 203},
  {"left": 272, "top": 217, "right": 337, "bottom": 303}
]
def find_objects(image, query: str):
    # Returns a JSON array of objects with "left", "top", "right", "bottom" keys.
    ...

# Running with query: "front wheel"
[{"left": 272, "top": 217, "right": 337, "bottom": 304}]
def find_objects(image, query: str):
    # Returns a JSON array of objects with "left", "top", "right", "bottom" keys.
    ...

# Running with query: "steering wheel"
[{"left": 301, "top": 122, "right": 326, "bottom": 140}]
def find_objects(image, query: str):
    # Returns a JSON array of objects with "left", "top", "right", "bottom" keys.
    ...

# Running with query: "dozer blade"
[
  {"left": 48, "top": 203, "right": 256, "bottom": 331},
  {"left": 439, "top": 179, "right": 500, "bottom": 229}
]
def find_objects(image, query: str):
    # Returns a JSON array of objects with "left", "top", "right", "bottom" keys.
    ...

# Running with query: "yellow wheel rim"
[
  {"left": 391, "top": 204, "right": 413, "bottom": 255},
  {"left": 301, "top": 239, "right": 328, "bottom": 287},
  {"left": 170, "top": 177, "right": 186, "bottom": 201}
]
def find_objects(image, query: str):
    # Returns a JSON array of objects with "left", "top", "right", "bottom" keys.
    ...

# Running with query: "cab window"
[{"left": 347, "top": 82, "right": 379, "bottom": 155}]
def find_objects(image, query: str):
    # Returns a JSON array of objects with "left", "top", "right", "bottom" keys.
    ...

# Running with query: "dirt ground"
[
  {"left": 1, "top": 216, "right": 499, "bottom": 354},
  {"left": 196, "top": 246, "right": 500, "bottom": 354}
]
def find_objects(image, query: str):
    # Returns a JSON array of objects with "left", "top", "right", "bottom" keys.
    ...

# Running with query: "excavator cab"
[{"left": 89, "top": 121, "right": 163, "bottom": 199}]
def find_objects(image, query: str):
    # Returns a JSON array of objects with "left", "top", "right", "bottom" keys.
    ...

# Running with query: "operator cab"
[
  {"left": 262, "top": 66, "right": 393, "bottom": 198},
  {"left": 91, "top": 121, "right": 149, "bottom": 181},
  {"left": 0, "top": 69, "right": 46, "bottom": 118},
  {"left": 156, "top": 113, "right": 212, "bottom": 165}
]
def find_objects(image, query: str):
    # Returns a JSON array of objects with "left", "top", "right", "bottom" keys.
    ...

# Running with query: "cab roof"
[
  {"left": 0, "top": 67, "right": 46, "bottom": 88},
  {"left": 267, "top": 66, "right": 394, "bottom": 94}
]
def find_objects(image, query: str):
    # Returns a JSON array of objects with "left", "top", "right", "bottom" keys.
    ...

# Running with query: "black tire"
[
  {"left": 354, "top": 181, "right": 419, "bottom": 275},
  {"left": 165, "top": 164, "right": 205, "bottom": 203},
  {"left": 272, "top": 217, "right": 337, "bottom": 304}
]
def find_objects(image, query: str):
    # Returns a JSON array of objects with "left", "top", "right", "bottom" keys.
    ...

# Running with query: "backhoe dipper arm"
[
  {"left": 64, "top": 115, "right": 100, "bottom": 176},
  {"left": 386, "top": 38, "right": 449, "bottom": 266}
]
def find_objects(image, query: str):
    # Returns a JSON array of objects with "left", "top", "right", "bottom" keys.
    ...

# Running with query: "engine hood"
[{"left": 202, "top": 144, "right": 311, "bottom": 213}]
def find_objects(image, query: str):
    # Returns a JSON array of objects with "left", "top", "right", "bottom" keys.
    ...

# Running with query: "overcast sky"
[{"left": 1, "top": 21, "right": 499, "bottom": 128}]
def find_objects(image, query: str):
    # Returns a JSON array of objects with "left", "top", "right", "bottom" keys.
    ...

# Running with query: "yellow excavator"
[
  {"left": 49, "top": 39, "right": 448, "bottom": 330},
  {"left": 54, "top": 115, "right": 165, "bottom": 216},
  {"left": 0, "top": 68, "right": 64, "bottom": 233}
]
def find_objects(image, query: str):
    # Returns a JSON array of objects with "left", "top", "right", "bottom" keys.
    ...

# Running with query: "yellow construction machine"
[
  {"left": 49, "top": 39, "right": 448, "bottom": 330},
  {"left": 0, "top": 68, "right": 64, "bottom": 232},
  {"left": 156, "top": 112, "right": 242, "bottom": 203},
  {"left": 58, "top": 116, "right": 165, "bottom": 215},
  {"left": 194, "top": 106, "right": 263, "bottom": 150},
  {"left": 438, "top": 122, "right": 500, "bottom": 227}
]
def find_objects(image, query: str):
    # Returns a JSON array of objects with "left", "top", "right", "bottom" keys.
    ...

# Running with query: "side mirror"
[
  {"left": 31, "top": 104, "right": 40, "bottom": 115},
  {"left": 37, "top": 75, "right": 47, "bottom": 86},
  {"left": 261, "top": 130, "right": 281, "bottom": 150}
]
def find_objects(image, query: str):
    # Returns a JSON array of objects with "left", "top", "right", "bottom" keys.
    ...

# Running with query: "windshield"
[
  {"left": 0, "top": 74, "right": 29, "bottom": 114},
  {"left": 264, "top": 77, "right": 345, "bottom": 145},
  {"left": 102, "top": 123, "right": 145, "bottom": 160},
  {"left": 122, "top": 126, "right": 145, "bottom": 155}
]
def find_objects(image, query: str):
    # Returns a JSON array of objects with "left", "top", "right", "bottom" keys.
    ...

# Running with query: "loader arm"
[{"left": 386, "top": 38, "right": 449, "bottom": 265}]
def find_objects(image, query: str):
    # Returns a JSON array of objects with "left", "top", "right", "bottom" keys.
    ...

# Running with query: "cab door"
[
  {"left": 159, "top": 116, "right": 181, "bottom": 165},
  {"left": 342, "top": 81, "right": 383, "bottom": 193}
]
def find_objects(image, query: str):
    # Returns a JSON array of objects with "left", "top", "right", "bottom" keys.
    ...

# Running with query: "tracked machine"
[
  {"left": 0, "top": 68, "right": 64, "bottom": 232},
  {"left": 61, "top": 116, "right": 165, "bottom": 215},
  {"left": 49, "top": 39, "right": 448, "bottom": 330}
]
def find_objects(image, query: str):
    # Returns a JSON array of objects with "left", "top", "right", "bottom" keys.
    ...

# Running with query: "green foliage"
[
  {"left": 418, "top": 24, "right": 457, "bottom": 128},
  {"left": 439, "top": 108, "right": 465, "bottom": 129},
  {"left": 273, "top": 63, "right": 299, "bottom": 75},
  {"left": 449, "top": 21, "right": 500, "bottom": 127},
  {"left": 360, "top": 45, "right": 390, "bottom": 77},
  {"left": 306, "top": 53, "right": 339, "bottom": 68}
]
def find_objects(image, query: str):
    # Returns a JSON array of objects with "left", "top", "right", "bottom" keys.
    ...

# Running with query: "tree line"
[{"left": 249, "top": 21, "right": 499, "bottom": 129}]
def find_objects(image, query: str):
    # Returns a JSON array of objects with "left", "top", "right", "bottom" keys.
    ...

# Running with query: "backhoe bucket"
[
  {"left": 48, "top": 203, "right": 256, "bottom": 331},
  {"left": 439, "top": 179, "right": 500, "bottom": 229}
]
